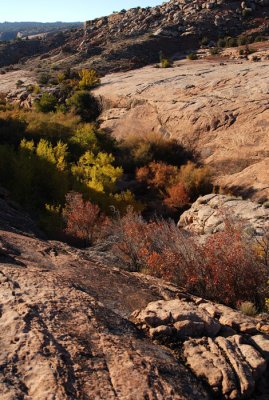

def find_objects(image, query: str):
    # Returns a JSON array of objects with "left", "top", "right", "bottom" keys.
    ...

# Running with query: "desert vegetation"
[
  {"left": 0, "top": 67, "right": 268, "bottom": 311},
  {"left": 0, "top": 68, "right": 213, "bottom": 234},
  {"left": 62, "top": 200, "right": 269, "bottom": 309}
]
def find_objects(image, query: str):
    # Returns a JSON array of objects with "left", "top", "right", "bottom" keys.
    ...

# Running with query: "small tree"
[
  {"left": 78, "top": 69, "right": 100, "bottom": 90},
  {"left": 63, "top": 192, "right": 105, "bottom": 245}
]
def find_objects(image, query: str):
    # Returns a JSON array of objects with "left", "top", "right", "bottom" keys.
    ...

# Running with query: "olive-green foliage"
[
  {"left": 209, "top": 47, "right": 220, "bottom": 56},
  {"left": 179, "top": 161, "right": 212, "bottom": 200},
  {"left": 70, "top": 125, "right": 99, "bottom": 152},
  {"left": 38, "top": 72, "right": 51, "bottom": 85},
  {"left": 67, "top": 91, "right": 100, "bottom": 122},
  {"left": 0, "top": 139, "right": 69, "bottom": 210},
  {"left": 217, "top": 34, "right": 265, "bottom": 49},
  {"left": 200, "top": 36, "right": 209, "bottom": 46},
  {"left": 217, "top": 38, "right": 226, "bottom": 48},
  {"left": 119, "top": 133, "right": 193, "bottom": 172},
  {"left": 161, "top": 58, "right": 172, "bottom": 68},
  {"left": 35, "top": 93, "right": 58, "bottom": 113}
]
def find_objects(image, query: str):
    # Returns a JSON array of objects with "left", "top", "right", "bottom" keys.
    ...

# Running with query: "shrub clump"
[
  {"left": 67, "top": 91, "right": 101, "bottom": 122},
  {"left": 187, "top": 52, "right": 198, "bottom": 60},
  {"left": 35, "top": 93, "right": 58, "bottom": 113},
  {"left": 106, "top": 209, "right": 269, "bottom": 308}
]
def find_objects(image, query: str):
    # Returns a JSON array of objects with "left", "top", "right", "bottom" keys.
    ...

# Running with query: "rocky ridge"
[
  {"left": 0, "top": 0, "right": 269, "bottom": 73},
  {"left": 132, "top": 298, "right": 269, "bottom": 399}
]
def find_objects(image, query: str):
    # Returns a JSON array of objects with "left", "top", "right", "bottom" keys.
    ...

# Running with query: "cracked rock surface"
[
  {"left": 0, "top": 194, "right": 211, "bottom": 400},
  {"left": 133, "top": 299, "right": 269, "bottom": 399}
]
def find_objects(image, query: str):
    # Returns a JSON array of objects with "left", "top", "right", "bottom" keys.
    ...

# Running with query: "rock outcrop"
[
  {"left": 94, "top": 54, "right": 269, "bottom": 201},
  {"left": 132, "top": 299, "right": 269, "bottom": 399},
  {"left": 1, "top": 190, "right": 269, "bottom": 399},
  {"left": 0, "top": 195, "right": 211, "bottom": 400},
  {"left": 178, "top": 194, "right": 269, "bottom": 235}
]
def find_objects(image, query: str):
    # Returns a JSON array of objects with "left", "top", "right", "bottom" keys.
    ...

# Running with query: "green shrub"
[
  {"left": 227, "top": 37, "right": 238, "bottom": 47},
  {"left": 38, "top": 73, "right": 51, "bottom": 85},
  {"left": 161, "top": 58, "right": 172, "bottom": 68},
  {"left": 217, "top": 38, "right": 226, "bottom": 48},
  {"left": 35, "top": 93, "right": 58, "bottom": 113},
  {"left": 242, "top": 8, "right": 252, "bottom": 17},
  {"left": 16, "top": 80, "right": 24, "bottom": 88},
  {"left": 200, "top": 36, "right": 209, "bottom": 46},
  {"left": 209, "top": 47, "right": 220, "bottom": 56},
  {"left": 78, "top": 69, "right": 100, "bottom": 90},
  {"left": 67, "top": 91, "right": 100, "bottom": 122},
  {"left": 238, "top": 36, "right": 248, "bottom": 46},
  {"left": 187, "top": 52, "right": 198, "bottom": 60}
]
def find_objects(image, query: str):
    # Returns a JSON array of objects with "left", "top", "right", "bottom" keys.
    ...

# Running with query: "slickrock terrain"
[
  {"left": 0, "top": 193, "right": 211, "bottom": 400},
  {"left": 94, "top": 56, "right": 269, "bottom": 201},
  {"left": 179, "top": 194, "right": 269, "bottom": 234},
  {"left": 1, "top": 190, "right": 269, "bottom": 399},
  {"left": 132, "top": 299, "right": 269, "bottom": 399}
]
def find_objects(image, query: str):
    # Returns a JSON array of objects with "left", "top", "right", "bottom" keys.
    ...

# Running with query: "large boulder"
[{"left": 178, "top": 194, "right": 269, "bottom": 235}]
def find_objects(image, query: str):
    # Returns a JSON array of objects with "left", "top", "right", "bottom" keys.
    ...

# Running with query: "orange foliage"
[
  {"left": 136, "top": 161, "right": 178, "bottom": 190},
  {"left": 164, "top": 181, "right": 189, "bottom": 210}
]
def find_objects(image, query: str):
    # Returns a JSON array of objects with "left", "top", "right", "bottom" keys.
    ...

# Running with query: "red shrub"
[
  {"left": 63, "top": 191, "right": 106, "bottom": 245},
  {"left": 109, "top": 209, "right": 268, "bottom": 307},
  {"left": 202, "top": 223, "right": 267, "bottom": 306}
]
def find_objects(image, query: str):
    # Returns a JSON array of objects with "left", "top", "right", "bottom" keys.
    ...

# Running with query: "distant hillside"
[
  {"left": 0, "top": 21, "right": 82, "bottom": 40},
  {"left": 0, "top": 0, "right": 268, "bottom": 71}
]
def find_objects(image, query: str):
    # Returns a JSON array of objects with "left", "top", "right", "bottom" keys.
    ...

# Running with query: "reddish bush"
[
  {"left": 164, "top": 181, "right": 189, "bottom": 210},
  {"left": 136, "top": 161, "right": 178, "bottom": 190},
  {"left": 202, "top": 223, "right": 267, "bottom": 306},
  {"left": 63, "top": 191, "right": 106, "bottom": 245},
  {"left": 109, "top": 207, "right": 149, "bottom": 271},
  {"left": 109, "top": 209, "right": 268, "bottom": 307}
]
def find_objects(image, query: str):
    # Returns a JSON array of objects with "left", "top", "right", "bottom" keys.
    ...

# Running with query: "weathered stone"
[
  {"left": 179, "top": 194, "right": 269, "bottom": 235},
  {"left": 134, "top": 299, "right": 221, "bottom": 338},
  {"left": 149, "top": 324, "right": 177, "bottom": 340},
  {"left": 251, "top": 335, "right": 269, "bottom": 360},
  {"left": 184, "top": 335, "right": 267, "bottom": 399},
  {"left": 0, "top": 197, "right": 212, "bottom": 400}
]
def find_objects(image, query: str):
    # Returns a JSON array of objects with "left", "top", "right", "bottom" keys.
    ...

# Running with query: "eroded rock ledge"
[{"left": 132, "top": 298, "right": 269, "bottom": 399}]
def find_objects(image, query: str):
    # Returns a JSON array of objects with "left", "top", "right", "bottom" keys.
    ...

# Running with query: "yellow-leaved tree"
[
  {"left": 78, "top": 69, "right": 100, "bottom": 90},
  {"left": 72, "top": 150, "right": 123, "bottom": 193}
]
